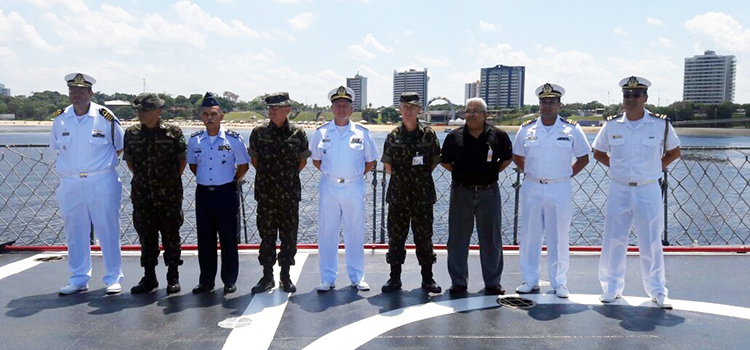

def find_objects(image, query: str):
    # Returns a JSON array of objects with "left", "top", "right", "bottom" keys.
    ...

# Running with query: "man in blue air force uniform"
[
  {"left": 51, "top": 73, "right": 125, "bottom": 295},
  {"left": 593, "top": 76, "right": 681, "bottom": 309},
  {"left": 309, "top": 86, "right": 379, "bottom": 292},
  {"left": 187, "top": 93, "right": 250, "bottom": 295},
  {"left": 512, "top": 83, "right": 590, "bottom": 298}
]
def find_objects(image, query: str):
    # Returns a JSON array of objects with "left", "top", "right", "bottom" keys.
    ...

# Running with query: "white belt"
[
  {"left": 323, "top": 174, "right": 364, "bottom": 184},
  {"left": 524, "top": 174, "right": 570, "bottom": 185},
  {"left": 60, "top": 168, "right": 115, "bottom": 179},
  {"left": 612, "top": 178, "right": 658, "bottom": 187}
]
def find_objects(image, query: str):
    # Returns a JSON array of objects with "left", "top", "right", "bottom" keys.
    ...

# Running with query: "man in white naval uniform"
[
  {"left": 593, "top": 76, "right": 681, "bottom": 309},
  {"left": 50, "top": 73, "right": 124, "bottom": 295},
  {"left": 309, "top": 86, "right": 379, "bottom": 292},
  {"left": 513, "top": 83, "right": 590, "bottom": 298}
]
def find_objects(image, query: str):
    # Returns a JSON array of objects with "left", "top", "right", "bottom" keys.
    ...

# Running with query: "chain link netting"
[{"left": 1, "top": 145, "right": 748, "bottom": 247}]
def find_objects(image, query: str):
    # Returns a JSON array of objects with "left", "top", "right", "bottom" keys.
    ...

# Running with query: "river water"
[{"left": 1, "top": 126, "right": 748, "bottom": 247}]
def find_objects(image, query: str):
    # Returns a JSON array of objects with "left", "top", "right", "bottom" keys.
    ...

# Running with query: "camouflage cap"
[
  {"left": 132, "top": 93, "right": 165, "bottom": 110},
  {"left": 399, "top": 92, "right": 421, "bottom": 107},
  {"left": 265, "top": 92, "right": 291, "bottom": 107}
]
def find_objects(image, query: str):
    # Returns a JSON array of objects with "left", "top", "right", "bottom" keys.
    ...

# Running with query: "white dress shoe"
[
  {"left": 105, "top": 283, "right": 122, "bottom": 294},
  {"left": 599, "top": 292, "right": 622, "bottom": 303},
  {"left": 352, "top": 281, "right": 370, "bottom": 291},
  {"left": 316, "top": 281, "right": 335, "bottom": 292},
  {"left": 515, "top": 283, "right": 540, "bottom": 294},
  {"left": 652, "top": 294, "right": 672, "bottom": 309},
  {"left": 59, "top": 284, "right": 88, "bottom": 295},
  {"left": 554, "top": 285, "right": 570, "bottom": 298}
]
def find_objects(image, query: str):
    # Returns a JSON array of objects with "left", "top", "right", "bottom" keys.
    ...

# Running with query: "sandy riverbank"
[{"left": 1, "top": 120, "right": 748, "bottom": 136}]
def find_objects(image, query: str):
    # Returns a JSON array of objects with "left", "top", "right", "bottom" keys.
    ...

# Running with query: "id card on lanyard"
[{"left": 486, "top": 143, "right": 493, "bottom": 162}]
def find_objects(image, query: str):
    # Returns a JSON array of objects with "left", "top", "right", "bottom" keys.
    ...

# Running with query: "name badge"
[
  {"left": 612, "top": 135, "right": 623, "bottom": 139},
  {"left": 322, "top": 138, "right": 330, "bottom": 143},
  {"left": 557, "top": 137, "right": 570, "bottom": 141},
  {"left": 218, "top": 145, "right": 231, "bottom": 151},
  {"left": 62, "top": 132, "right": 70, "bottom": 136},
  {"left": 350, "top": 138, "right": 362, "bottom": 144},
  {"left": 487, "top": 149, "right": 493, "bottom": 162},
  {"left": 194, "top": 149, "right": 202, "bottom": 153},
  {"left": 527, "top": 136, "right": 537, "bottom": 140},
  {"left": 412, "top": 156, "right": 424, "bottom": 166}
]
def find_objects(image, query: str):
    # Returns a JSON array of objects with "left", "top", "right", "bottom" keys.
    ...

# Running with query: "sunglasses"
[{"left": 623, "top": 92, "right": 644, "bottom": 99}]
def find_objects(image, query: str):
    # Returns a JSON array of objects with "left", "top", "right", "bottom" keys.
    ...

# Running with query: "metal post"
[
  {"left": 371, "top": 166, "right": 377, "bottom": 244},
  {"left": 237, "top": 180, "right": 248, "bottom": 244},
  {"left": 380, "top": 168, "right": 387, "bottom": 244},
  {"left": 90, "top": 223, "right": 95, "bottom": 245},
  {"left": 661, "top": 169, "right": 669, "bottom": 247},
  {"left": 512, "top": 168, "right": 522, "bottom": 245}
]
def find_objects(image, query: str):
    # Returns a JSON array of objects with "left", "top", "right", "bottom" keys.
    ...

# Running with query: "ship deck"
[{"left": 0, "top": 248, "right": 748, "bottom": 350}]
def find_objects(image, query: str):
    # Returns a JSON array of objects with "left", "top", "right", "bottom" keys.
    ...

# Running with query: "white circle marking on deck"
[{"left": 301, "top": 293, "right": 750, "bottom": 350}]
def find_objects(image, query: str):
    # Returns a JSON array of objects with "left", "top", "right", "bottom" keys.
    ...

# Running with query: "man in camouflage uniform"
[
  {"left": 247, "top": 92, "right": 310, "bottom": 293},
  {"left": 124, "top": 93, "right": 187, "bottom": 294},
  {"left": 380, "top": 92, "right": 441, "bottom": 293}
]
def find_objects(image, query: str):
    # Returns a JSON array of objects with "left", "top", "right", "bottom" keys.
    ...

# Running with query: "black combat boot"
[
  {"left": 381, "top": 264, "right": 403, "bottom": 293},
  {"left": 420, "top": 264, "right": 442, "bottom": 293},
  {"left": 251, "top": 265, "right": 275, "bottom": 294},
  {"left": 166, "top": 265, "right": 181, "bottom": 294},
  {"left": 279, "top": 265, "right": 296, "bottom": 293},
  {"left": 131, "top": 266, "right": 158, "bottom": 294}
]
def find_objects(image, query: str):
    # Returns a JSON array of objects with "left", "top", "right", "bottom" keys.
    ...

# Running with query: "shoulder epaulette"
[
  {"left": 355, "top": 123, "right": 369, "bottom": 131},
  {"left": 99, "top": 108, "right": 118, "bottom": 124},
  {"left": 190, "top": 130, "right": 204, "bottom": 138},
  {"left": 561, "top": 117, "right": 578, "bottom": 125},
  {"left": 653, "top": 113, "right": 670, "bottom": 121},
  {"left": 317, "top": 121, "right": 330, "bottom": 129},
  {"left": 225, "top": 129, "right": 240, "bottom": 138},
  {"left": 51, "top": 109, "right": 64, "bottom": 119},
  {"left": 606, "top": 114, "right": 621, "bottom": 122},
  {"left": 520, "top": 118, "right": 537, "bottom": 127}
]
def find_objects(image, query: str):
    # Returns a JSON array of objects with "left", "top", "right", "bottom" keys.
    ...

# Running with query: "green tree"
[{"left": 381, "top": 107, "right": 399, "bottom": 123}]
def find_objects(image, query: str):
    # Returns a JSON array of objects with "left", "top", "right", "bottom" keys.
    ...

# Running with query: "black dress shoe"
[
  {"left": 381, "top": 278, "right": 402, "bottom": 293},
  {"left": 449, "top": 285, "right": 468, "bottom": 294},
  {"left": 130, "top": 277, "right": 158, "bottom": 294},
  {"left": 223, "top": 284, "right": 237, "bottom": 294},
  {"left": 280, "top": 278, "right": 297, "bottom": 293},
  {"left": 421, "top": 279, "right": 442, "bottom": 294},
  {"left": 251, "top": 277, "right": 275, "bottom": 294},
  {"left": 192, "top": 284, "right": 214, "bottom": 294},
  {"left": 166, "top": 281, "right": 181, "bottom": 294},
  {"left": 484, "top": 285, "right": 505, "bottom": 295}
]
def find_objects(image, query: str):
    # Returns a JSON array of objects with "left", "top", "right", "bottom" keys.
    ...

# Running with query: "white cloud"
[
  {"left": 404, "top": 30, "right": 414, "bottom": 35},
  {"left": 613, "top": 27, "right": 628, "bottom": 36},
  {"left": 473, "top": 43, "right": 531, "bottom": 66},
  {"left": 479, "top": 20, "right": 497, "bottom": 32},
  {"left": 362, "top": 33, "right": 393, "bottom": 53},
  {"left": 287, "top": 12, "right": 314, "bottom": 31},
  {"left": 651, "top": 37, "right": 674, "bottom": 48},
  {"left": 347, "top": 45, "right": 376, "bottom": 61},
  {"left": 416, "top": 56, "right": 450, "bottom": 68},
  {"left": 646, "top": 17, "right": 665, "bottom": 26},
  {"left": 685, "top": 12, "right": 750, "bottom": 52},
  {"left": 173, "top": 1, "right": 259, "bottom": 38},
  {"left": 0, "top": 10, "right": 58, "bottom": 52}
]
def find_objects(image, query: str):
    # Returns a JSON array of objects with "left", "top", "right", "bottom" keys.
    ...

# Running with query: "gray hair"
[{"left": 465, "top": 97, "right": 487, "bottom": 112}]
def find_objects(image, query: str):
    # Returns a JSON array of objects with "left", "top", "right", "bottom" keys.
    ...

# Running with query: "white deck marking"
[
  {"left": 222, "top": 253, "right": 308, "bottom": 350},
  {"left": 0, "top": 254, "right": 50, "bottom": 281},
  {"left": 303, "top": 293, "right": 750, "bottom": 350}
]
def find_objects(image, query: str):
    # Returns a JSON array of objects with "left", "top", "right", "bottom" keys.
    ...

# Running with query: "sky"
[{"left": 1, "top": 0, "right": 749, "bottom": 108}]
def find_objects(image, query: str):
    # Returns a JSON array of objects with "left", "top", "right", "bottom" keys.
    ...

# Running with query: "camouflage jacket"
[
  {"left": 381, "top": 122, "right": 441, "bottom": 205},
  {"left": 123, "top": 120, "right": 187, "bottom": 204},
  {"left": 248, "top": 120, "right": 311, "bottom": 202}
]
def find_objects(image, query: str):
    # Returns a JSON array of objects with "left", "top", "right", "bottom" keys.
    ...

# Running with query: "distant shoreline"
[{"left": 1, "top": 120, "right": 748, "bottom": 136}]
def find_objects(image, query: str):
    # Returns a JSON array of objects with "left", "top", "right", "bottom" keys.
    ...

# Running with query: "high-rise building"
[
  {"left": 0, "top": 83, "right": 10, "bottom": 97},
  {"left": 479, "top": 65, "right": 525, "bottom": 109},
  {"left": 346, "top": 73, "right": 368, "bottom": 111},
  {"left": 393, "top": 68, "right": 429, "bottom": 109},
  {"left": 683, "top": 50, "right": 736, "bottom": 104},
  {"left": 464, "top": 80, "right": 480, "bottom": 103}
]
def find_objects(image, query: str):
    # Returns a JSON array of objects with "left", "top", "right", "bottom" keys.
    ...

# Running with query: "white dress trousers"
[
  {"left": 309, "top": 121, "right": 379, "bottom": 284},
  {"left": 50, "top": 102, "right": 124, "bottom": 287}
]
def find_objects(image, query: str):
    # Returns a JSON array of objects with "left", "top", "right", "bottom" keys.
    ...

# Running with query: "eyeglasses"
[
  {"left": 465, "top": 110, "right": 485, "bottom": 115},
  {"left": 623, "top": 92, "right": 644, "bottom": 99}
]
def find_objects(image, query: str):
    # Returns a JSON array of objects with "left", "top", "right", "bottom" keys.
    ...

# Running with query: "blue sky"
[{"left": 1, "top": 0, "right": 749, "bottom": 107}]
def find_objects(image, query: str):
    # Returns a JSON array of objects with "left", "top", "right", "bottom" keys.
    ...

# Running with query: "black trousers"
[{"left": 196, "top": 182, "right": 239, "bottom": 286}]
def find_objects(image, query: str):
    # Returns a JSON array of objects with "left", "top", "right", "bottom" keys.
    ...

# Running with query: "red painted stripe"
[{"left": 4, "top": 245, "right": 748, "bottom": 253}]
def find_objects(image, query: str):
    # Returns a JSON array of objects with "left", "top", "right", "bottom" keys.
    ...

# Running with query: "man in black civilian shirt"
[{"left": 440, "top": 97, "right": 513, "bottom": 295}]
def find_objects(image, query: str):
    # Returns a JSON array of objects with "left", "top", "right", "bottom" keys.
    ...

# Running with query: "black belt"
[
  {"left": 197, "top": 182, "right": 236, "bottom": 192},
  {"left": 451, "top": 181, "right": 497, "bottom": 192}
]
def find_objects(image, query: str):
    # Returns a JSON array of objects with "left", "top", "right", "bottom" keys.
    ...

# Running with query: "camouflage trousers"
[
  {"left": 386, "top": 202, "right": 437, "bottom": 265},
  {"left": 257, "top": 200, "right": 299, "bottom": 267},
  {"left": 133, "top": 201, "right": 184, "bottom": 268}
]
